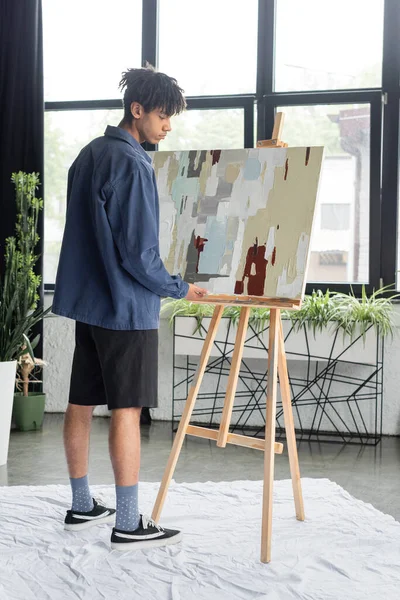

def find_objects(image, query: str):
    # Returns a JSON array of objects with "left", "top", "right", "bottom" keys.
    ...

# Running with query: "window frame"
[
  {"left": 44, "top": 0, "right": 399, "bottom": 297},
  {"left": 381, "top": 0, "right": 400, "bottom": 290},
  {"left": 259, "top": 89, "right": 382, "bottom": 296},
  {"left": 256, "top": 0, "right": 391, "bottom": 297}
]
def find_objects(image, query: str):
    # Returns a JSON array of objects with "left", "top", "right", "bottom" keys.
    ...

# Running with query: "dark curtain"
[{"left": 0, "top": 0, "right": 44, "bottom": 354}]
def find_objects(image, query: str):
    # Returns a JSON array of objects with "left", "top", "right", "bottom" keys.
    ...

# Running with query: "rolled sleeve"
[{"left": 104, "top": 167, "right": 189, "bottom": 299}]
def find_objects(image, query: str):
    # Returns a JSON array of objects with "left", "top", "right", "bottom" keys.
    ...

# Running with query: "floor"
[{"left": 1, "top": 414, "right": 400, "bottom": 522}]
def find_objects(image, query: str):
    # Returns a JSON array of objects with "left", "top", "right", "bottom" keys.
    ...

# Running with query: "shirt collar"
[{"left": 104, "top": 125, "right": 152, "bottom": 163}]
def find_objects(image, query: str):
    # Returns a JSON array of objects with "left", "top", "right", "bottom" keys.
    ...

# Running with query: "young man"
[{"left": 52, "top": 66, "right": 207, "bottom": 551}]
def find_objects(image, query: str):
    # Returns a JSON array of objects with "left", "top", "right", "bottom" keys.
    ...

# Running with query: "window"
[
  {"left": 278, "top": 104, "right": 371, "bottom": 284},
  {"left": 158, "top": 0, "right": 258, "bottom": 96},
  {"left": 44, "top": 109, "right": 123, "bottom": 283},
  {"left": 42, "top": 0, "right": 397, "bottom": 294},
  {"left": 43, "top": 0, "right": 142, "bottom": 101},
  {"left": 274, "top": 0, "right": 384, "bottom": 92},
  {"left": 160, "top": 109, "right": 244, "bottom": 151},
  {"left": 320, "top": 204, "right": 351, "bottom": 231}
]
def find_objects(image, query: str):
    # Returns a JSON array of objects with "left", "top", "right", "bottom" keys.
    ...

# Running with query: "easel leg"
[
  {"left": 152, "top": 304, "right": 225, "bottom": 523},
  {"left": 278, "top": 319, "right": 305, "bottom": 521},
  {"left": 217, "top": 306, "right": 251, "bottom": 447},
  {"left": 261, "top": 308, "right": 280, "bottom": 563}
]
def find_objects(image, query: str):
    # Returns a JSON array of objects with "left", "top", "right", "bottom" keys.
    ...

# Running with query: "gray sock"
[
  {"left": 115, "top": 483, "right": 140, "bottom": 531},
  {"left": 70, "top": 475, "right": 94, "bottom": 512}
]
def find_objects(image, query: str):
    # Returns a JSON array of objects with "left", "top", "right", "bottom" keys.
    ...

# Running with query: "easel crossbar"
[{"left": 186, "top": 425, "right": 284, "bottom": 454}]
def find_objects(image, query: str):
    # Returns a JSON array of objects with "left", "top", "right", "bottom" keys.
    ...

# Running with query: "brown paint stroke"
[
  {"left": 305, "top": 147, "right": 311, "bottom": 166},
  {"left": 210, "top": 150, "right": 222, "bottom": 166},
  {"left": 234, "top": 239, "right": 277, "bottom": 296},
  {"left": 271, "top": 246, "right": 276, "bottom": 266},
  {"left": 194, "top": 235, "right": 208, "bottom": 273},
  {"left": 284, "top": 158, "right": 289, "bottom": 180}
]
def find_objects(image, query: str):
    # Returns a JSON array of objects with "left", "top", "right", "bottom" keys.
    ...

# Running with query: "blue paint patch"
[
  {"left": 172, "top": 172, "right": 199, "bottom": 212},
  {"left": 243, "top": 158, "right": 261, "bottom": 181},
  {"left": 198, "top": 217, "right": 227, "bottom": 274}
]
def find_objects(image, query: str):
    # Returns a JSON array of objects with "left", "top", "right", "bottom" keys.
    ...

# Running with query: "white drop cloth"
[{"left": 0, "top": 478, "right": 399, "bottom": 600}]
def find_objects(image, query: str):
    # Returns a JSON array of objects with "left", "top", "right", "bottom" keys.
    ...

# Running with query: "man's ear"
[{"left": 130, "top": 102, "right": 143, "bottom": 120}]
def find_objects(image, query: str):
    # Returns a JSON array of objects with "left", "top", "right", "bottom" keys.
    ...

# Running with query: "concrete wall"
[{"left": 43, "top": 295, "right": 400, "bottom": 435}]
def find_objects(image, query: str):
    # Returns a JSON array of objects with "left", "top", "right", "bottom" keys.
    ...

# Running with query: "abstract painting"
[{"left": 149, "top": 147, "right": 323, "bottom": 301}]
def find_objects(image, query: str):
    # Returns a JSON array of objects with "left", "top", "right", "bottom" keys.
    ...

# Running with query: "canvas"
[{"left": 150, "top": 147, "right": 323, "bottom": 301}]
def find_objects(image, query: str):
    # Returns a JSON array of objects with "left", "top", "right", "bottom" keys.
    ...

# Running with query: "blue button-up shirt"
[{"left": 53, "top": 125, "right": 189, "bottom": 330}]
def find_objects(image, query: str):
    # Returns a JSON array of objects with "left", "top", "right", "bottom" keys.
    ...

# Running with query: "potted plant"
[
  {"left": 0, "top": 172, "right": 51, "bottom": 463},
  {"left": 161, "top": 286, "right": 399, "bottom": 363},
  {"left": 13, "top": 351, "right": 47, "bottom": 431}
]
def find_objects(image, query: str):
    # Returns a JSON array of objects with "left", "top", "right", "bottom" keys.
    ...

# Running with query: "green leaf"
[
  {"left": 0, "top": 172, "right": 46, "bottom": 361},
  {"left": 29, "top": 334, "right": 41, "bottom": 351},
  {"left": 160, "top": 285, "right": 398, "bottom": 342},
  {"left": 22, "top": 334, "right": 35, "bottom": 360}
]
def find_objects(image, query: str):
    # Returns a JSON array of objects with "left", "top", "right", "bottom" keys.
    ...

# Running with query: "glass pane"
[
  {"left": 159, "top": 109, "right": 244, "bottom": 150},
  {"left": 158, "top": 0, "right": 257, "bottom": 95},
  {"left": 44, "top": 109, "right": 123, "bottom": 283},
  {"left": 275, "top": 0, "right": 384, "bottom": 92},
  {"left": 397, "top": 114, "right": 400, "bottom": 287},
  {"left": 320, "top": 204, "right": 351, "bottom": 230},
  {"left": 278, "top": 104, "right": 371, "bottom": 283},
  {"left": 43, "top": 0, "right": 142, "bottom": 101}
]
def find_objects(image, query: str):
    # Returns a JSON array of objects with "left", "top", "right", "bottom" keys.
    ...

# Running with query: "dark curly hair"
[{"left": 119, "top": 64, "right": 186, "bottom": 122}]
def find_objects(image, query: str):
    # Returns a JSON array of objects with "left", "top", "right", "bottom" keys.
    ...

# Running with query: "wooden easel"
[
  {"left": 152, "top": 113, "right": 305, "bottom": 564},
  {"left": 257, "top": 111, "right": 288, "bottom": 148}
]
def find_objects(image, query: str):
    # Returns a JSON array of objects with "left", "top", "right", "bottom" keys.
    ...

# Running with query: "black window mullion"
[
  {"left": 265, "top": 89, "right": 382, "bottom": 106},
  {"left": 185, "top": 95, "right": 255, "bottom": 109},
  {"left": 381, "top": 0, "right": 400, "bottom": 288},
  {"left": 305, "top": 282, "right": 366, "bottom": 296},
  {"left": 141, "top": 0, "right": 159, "bottom": 68},
  {"left": 244, "top": 98, "right": 255, "bottom": 148},
  {"left": 257, "top": 0, "right": 275, "bottom": 141},
  {"left": 369, "top": 93, "right": 384, "bottom": 290},
  {"left": 45, "top": 99, "right": 121, "bottom": 111},
  {"left": 141, "top": 0, "right": 159, "bottom": 151}
]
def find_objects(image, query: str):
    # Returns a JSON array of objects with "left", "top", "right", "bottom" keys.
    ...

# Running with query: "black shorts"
[{"left": 69, "top": 322, "right": 158, "bottom": 410}]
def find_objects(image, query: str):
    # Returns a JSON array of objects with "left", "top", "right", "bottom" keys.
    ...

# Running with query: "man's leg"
[
  {"left": 109, "top": 404, "right": 182, "bottom": 550},
  {"left": 109, "top": 407, "right": 141, "bottom": 531},
  {"left": 63, "top": 322, "right": 116, "bottom": 530},
  {"left": 64, "top": 403, "right": 95, "bottom": 511}
]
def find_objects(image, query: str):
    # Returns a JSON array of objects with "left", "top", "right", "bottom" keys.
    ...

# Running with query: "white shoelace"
[{"left": 142, "top": 514, "right": 163, "bottom": 531}]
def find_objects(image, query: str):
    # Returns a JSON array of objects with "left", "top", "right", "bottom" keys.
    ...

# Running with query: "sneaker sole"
[
  {"left": 111, "top": 531, "right": 182, "bottom": 551},
  {"left": 64, "top": 513, "right": 116, "bottom": 531}
]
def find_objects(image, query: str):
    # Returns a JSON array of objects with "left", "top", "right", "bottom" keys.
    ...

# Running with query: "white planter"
[
  {"left": 0, "top": 361, "right": 17, "bottom": 466},
  {"left": 174, "top": 317, "right": 378, "bottom": 365}
]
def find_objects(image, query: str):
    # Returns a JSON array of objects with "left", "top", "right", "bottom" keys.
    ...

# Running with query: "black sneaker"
[
  {"left": 64, "top": 498, "right": 116, "bottom": 531},
  {"left": 110, "top": 515, "right": 182, "bottom": 551}
]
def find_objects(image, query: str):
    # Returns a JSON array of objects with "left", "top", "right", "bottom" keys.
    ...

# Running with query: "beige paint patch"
[
  {"left": 260, "top": 162, "right": 267, "bottom": 185},
  {"left": 198, "top": 152, "right": 213, "bottom": 201},
  {"left": 235, "top": 148, "right": 322, "bottom": 298},
  {"left": 153, "top": 152, "right": 180, "bottom": 196},
  {"left": 177, "top": 238, "right": 187, "bottom": 277},
  {"left": 165, "top": 221, "right": 177, "bottom": 273},
  {"left": 225, "top": 163, "right": 241, "bottom": 184},
  {"left": 167, "top": 155, "right": 179, "bottom": 194},
  {"left": 153, "top": 152, "right": 170, "bottom": 176}
]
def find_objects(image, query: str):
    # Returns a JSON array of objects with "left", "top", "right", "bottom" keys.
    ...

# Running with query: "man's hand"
[{"left": 185, "top": 283, "right": 208, "bottom": 301}]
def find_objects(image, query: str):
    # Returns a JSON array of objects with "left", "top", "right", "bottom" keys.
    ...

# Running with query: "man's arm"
[{"left": 103, "top": 168, "right": 189, "bottom": 299}]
